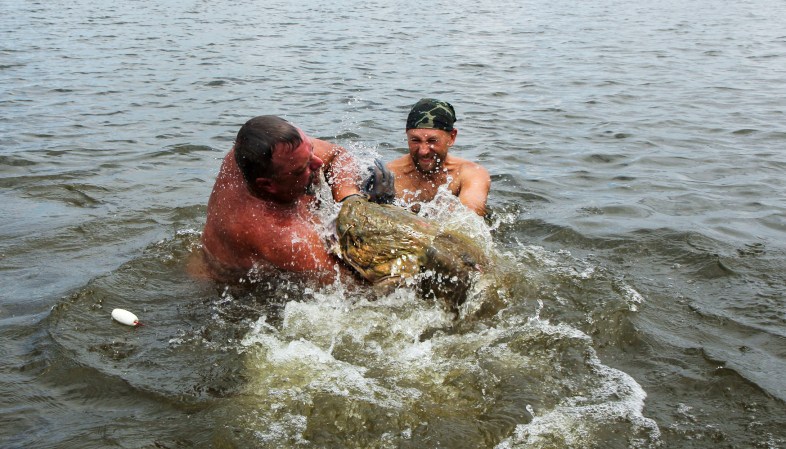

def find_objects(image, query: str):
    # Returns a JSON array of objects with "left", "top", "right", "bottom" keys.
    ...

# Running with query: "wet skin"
[
  {"left": 198, "top": 130, "right": 360, "bottom": 283},
  {"left": 387, "top": 128, "right": 491, "bottom": 216}
]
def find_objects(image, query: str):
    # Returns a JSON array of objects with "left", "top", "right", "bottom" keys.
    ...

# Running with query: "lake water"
[{"left": 2, "top": 0, "right": 785, "bottom": 447}]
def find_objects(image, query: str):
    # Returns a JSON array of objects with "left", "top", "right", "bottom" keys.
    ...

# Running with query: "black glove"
[{"left": 361, "top": 159, "right": 396, "bottom": 204}]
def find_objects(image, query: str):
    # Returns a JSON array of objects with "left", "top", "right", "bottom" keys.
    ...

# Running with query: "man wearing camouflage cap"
[{"left": 386, "top": 98, "right": 490, "bottom": 216}]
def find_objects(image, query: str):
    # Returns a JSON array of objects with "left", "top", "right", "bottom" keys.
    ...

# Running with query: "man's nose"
[
  {"left": 417, "top": 143, "right": 434, "bottom": 154},
  {"left": 310, "top": 156, "right": 324, "bottom": 170}
]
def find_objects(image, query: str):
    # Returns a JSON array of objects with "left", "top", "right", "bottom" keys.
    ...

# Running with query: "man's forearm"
[{"left": 324, "top": 146, "right": 362, "bottom": 201}]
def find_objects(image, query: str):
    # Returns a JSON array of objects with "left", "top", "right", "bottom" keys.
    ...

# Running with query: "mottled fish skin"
[{"left": 336, "top": 197, "right": 488, "bottom": 308}]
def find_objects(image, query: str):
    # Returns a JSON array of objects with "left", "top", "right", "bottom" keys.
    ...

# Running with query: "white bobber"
[{"left": 111, "top": 308, "right": 142, "bottom": 326}]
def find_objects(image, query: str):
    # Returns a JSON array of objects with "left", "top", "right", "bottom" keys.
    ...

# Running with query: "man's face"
[
  {"left": 268, "top": 130, "right": 324, "bottom": 202},
  {"left": 406, "top": 128, "right": 457, "bottom": 174}
]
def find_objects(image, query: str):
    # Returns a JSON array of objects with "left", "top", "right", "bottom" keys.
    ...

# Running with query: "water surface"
[{"left": 1, "top": 0, "right": 785, "bottom": 447}]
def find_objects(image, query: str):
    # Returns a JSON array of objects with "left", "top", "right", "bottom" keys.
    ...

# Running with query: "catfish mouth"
[
  {"left": 335, "top": 224, "right": 373, "bottom": 279},
  {"left": 338, "top": 226, "right": 403, "bottom": 284}
]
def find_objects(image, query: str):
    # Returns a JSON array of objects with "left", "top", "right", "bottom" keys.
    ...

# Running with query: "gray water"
[{"left": 2, "top": 0, "right": 785, "bottom": 447}]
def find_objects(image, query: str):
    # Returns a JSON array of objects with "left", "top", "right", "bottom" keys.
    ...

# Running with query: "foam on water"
[
  {"left": 496, "top": 321, "right": 660, "bottom": 448},
  {"left": 230, "top": 248, "right": 661, "bottom": 447}
]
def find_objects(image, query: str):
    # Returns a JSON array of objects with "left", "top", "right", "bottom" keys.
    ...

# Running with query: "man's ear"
[{"left": 253, "top": 176, "right": 274, "bottom": 194}]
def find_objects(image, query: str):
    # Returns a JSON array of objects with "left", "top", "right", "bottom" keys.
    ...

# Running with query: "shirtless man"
[
  {"left": 387, "top": 98, "right": 491, "bottom": 216},
  {"left": 198, "top": 115, "right": 362, "bottom": 283}
]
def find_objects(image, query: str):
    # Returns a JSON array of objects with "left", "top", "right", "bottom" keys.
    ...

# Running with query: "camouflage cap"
[{"left": 406, "top": 98, "right": 457, "bottom": 131}]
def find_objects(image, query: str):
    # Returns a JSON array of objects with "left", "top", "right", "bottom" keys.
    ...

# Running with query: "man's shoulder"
[
  {"left": 387, "top": 156, "right": 415, "bottom": 172},
  {"left": 312, "top": 138, "right": 332, "bottom": 150},
  {"left": 447, "top": 156, "right": 489, "bottom": 175},
  {"left": 312, "top": 138, "right": 344, "bottom": 157}
]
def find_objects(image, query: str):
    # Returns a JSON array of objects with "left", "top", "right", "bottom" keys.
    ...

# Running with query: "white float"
[{"left": 111, "top": 308, "right": 142, "bottom": 326}]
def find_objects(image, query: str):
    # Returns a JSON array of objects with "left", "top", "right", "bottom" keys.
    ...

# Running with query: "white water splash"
[{"left": 231, "top": 277, "right": 660, "bottom": 447}]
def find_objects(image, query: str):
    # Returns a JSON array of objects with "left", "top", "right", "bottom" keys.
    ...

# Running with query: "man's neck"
[
  {"left": 248, "top": 185, "right": 308, "bottom": 213},
  {"left": 414, "top": 165, "right": 448, "bottom": 184}
]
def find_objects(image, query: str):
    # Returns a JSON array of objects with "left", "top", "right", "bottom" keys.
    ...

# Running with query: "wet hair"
[{"left": 233, "top": 115, "right": 303, "bottom": 184}]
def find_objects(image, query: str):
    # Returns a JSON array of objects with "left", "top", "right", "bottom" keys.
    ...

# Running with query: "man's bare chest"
[{"left": 397, "top": 174, "right": 458, "bottom": 202}]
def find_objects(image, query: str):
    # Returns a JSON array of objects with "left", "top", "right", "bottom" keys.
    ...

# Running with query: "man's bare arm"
[
  {"left": 246, "top": 219, "right": 346, "bottom": 282},
  {"left": 314, "top": 139, "right": 362, "bottom": 201},
  {"left": 458, "top": 163, "right": 491, "bottom": 216}
]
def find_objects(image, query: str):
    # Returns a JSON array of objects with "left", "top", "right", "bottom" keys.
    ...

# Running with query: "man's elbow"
[{"left": 461, "top": 198, "right": 488, "bottom": 216}]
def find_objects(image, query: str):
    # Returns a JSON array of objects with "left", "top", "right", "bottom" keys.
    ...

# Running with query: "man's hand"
[{"left": 362, "top": 159, "right": 396, "bottom": 204}]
